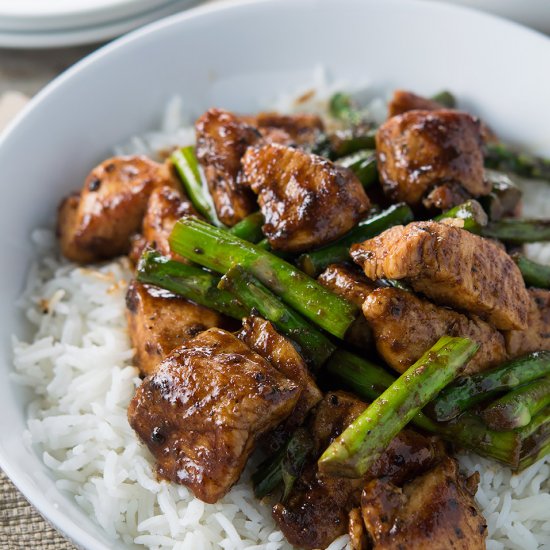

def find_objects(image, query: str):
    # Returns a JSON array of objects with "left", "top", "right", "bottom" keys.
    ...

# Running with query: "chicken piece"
[
  {"left": 130, "top": 184, "right": 198, "bottom": 262},
  {"left": 57, "top": 193, "right": 96, "bottom": 264},
  {"left": 422, "top": 181, "right": 472, "bottom": 210},
  {"left": 362, "top": 287, "right": 507, "bottom": 375},
  {"left": 242, "top": 143, "right": 370, "bottom": 252},
  {"left": 238, "top": 316, "right": 322, "bottom": 428},
  {"left": 318, "top": 263, "right": 376, "bottom": 307},
  {"left": 195, "top": 108, "right": 259, "bottom": 226},
  {"left": 387, "top": 90, "right": 444, "bottom": 118},
  {"left": 361, "top": 457, "right": 486, "bottom": 550},
  {"left": 376, "top": 110, "right": 489, "bottom": 209},
  {"left": 505, "top": 288, "right": 550, "bottom": 357},
  {"left": 349, "top": 507, "right": 368, "bottom": 550},
  {"left": 244, "top": 112, "right": 324, "bottom": 148},
  {"left": 58, "top": 156, "right": 174, "bottom": 263},
  {"left": 272, "top": 391, "right": 444, "bottom": 549},
  {"left": 128, "top": 328, "right": 300, "bottom": 503},
  {"left": 352, "top": 221, "right": 530, "bottom": 330},
  {"left": 318, "top": 264, "right": 376, "bottom": 350},
  {"left": 125, "top": 280, "right": 226, "bottom": 376}
]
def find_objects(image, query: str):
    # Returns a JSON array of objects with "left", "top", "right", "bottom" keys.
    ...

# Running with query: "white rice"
[{"left": 11, "top": 91, "right": 550, "bottom": 549}]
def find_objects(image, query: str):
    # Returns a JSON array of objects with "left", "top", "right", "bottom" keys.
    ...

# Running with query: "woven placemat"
[{"left": 0, "top": 469, "right": 76, "bottom": 550}]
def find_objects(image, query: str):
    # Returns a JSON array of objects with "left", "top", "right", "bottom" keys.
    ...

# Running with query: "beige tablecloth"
[{"left": 0, "top": 470, "right": 74, "bottom": 549}]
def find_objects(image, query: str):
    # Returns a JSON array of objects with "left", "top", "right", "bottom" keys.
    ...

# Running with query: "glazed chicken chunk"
[
  {"left": 238, "top": 316, "right": 322, "bottom": 428},
  {"left": 195, "top": 108, "right": 260, "bottom": 226},
  {"left": 128, "top": 328, "right": 300, "bottom": 503},
  {"left": 125, "top": 280, "right": 226, "bottom": 377},
  {"left": 361, "top": 457, "right": 486, "bottom": 550},
  {"left": 273, "top": 391, "right": 445, "bottom": 550},
  {"left": 139, "top": 184, "right": 198, "bottom": 258},
  {"left": 58, "top": 156, "right": 176, "bottom": 263},
  {"left": 318, "top": 264, "right": 376, "bottom": 350},
  {"left": 376, "top": 110, "right": 490, "bottom": 209},
  {"left": 243, "top": 112, "right": 324, "bottom": 148},
  {"left": 352, "top": 221, "right": 530, "bottom": 330},
  {"left": 362, "top": 287, "right": 507, "bottom": 375},
  {"left": 317, "top": 263, "right": 375, "bottom": 307},
  {"left": 242, "top": 143, "right": 371, "bottom": 252},
  {"left": 387, "top": 89, "right": 446, "bottom": 118},
  {"left": 505, "top": 288, "right": 550, "bottom": 357}
]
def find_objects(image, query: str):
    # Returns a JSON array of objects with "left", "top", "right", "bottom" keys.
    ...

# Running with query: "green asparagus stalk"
[
  {"left": 432, "top": 351, "right": 550, "bottom": 422},
  {"left": 518, "top": 407, "right": 550, "bottom": 470},
  {"left": 229, "top": 211, "right": 264, "bottom": 243},
  {"left": 481, "top": 218, "right": 550, "bottom": 243},
  {"left": 329, "top": 92, "right": 363, "bottom": 125},
  {"left": 518, "top": 406, "right": 550, "bottom": 462},
  {"left": 519, "top": 439, "right": 550, "bottom": 470},
  {"left": 430, "top": 90, "right": 456, "bottom": 108},
  {"left": 318, "top": 336, "right": 479, "bottom": 477},
  {"left": 480, "top": 377, "right": 550, "bottom": 430},
  {"left": 325, "top": 345, "right": 542, "bottom": 468},
  {"left": 252, "top": 428, "right": 314, "bottom": 499},
  {"left": 482, "top": 169, "right": 523, "bottom": 219},
  {"left": 171, "top": 146, "right": 220, "bottom": 226},
  {"left": 169, "top": 217, "right": 358, "bottom": 339},
  {"left": 329, "top": 128, "right": 378, "bottom": 158},
  {"left": 513, "top": 254, "right": 550, "bottom": 289},
  {"left": 435, "top": 199, "right": 488, "bottom": 234},
  {"left": 297, "top": 203, "right": 414, "bottom": 277},
  {"left": 219, "top": 266, "right": 336, "bottom": 369},
  {"left": 325, "top": 349, "right": 396, "bottom": 401},
  {"left": 136, "top": 249, "right": 248, "bottom": 319},
  {"left": 337, "top": 150, "right": 378, "bottom": 188},
  {"left": 485, "top": 142, "right": 550, "bottom": 182}
]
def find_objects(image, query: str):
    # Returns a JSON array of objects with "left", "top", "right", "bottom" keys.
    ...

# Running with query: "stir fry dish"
[{"left": 56, "top": 88, "right": 550, "bottom": 549}]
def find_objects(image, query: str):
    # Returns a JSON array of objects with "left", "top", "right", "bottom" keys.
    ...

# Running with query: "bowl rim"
[{"left": 1, "top": 0, "right": 549, "bottom": 548}]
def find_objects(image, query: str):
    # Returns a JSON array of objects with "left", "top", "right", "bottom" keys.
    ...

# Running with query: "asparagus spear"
[
  {"left": 171, "top": 146, "right": 220, "bottom": 226},
  {"left": 432, "top": 351, "right": 550, "bottom": 421},
  {"left": 435, "top": 199, "right": 488, "bottom": 234},
  {"left": 513, "top": 254, "right": 550, "bottom": 289},
  {"left": 318, "top": 336, "right": 479, "bottom": 477},
  {"left": 252, "top": 428, "right": 314, "bottom": 499},
  {"left": 229, "top": 211, "right": 264, "bottom": 243},
  {"left": 169, "top": 217, "right": 358, "bottom": 339},
  {"left": 481, "top": 169, "right": 523, "bottom": 219},
  {"left": 325, "top": 344, "right": 542, "bottom": 468},
  {"left": 520, "top": 439, "right": 550, "bottom": 470},
  {"left": 219, "top": 265, "right": 336, "bottom": 369},
  {"left": 329, "top": 128, "right": 378, "bottom": 158},
  {"left": 297, "top": 203, "right": 414, "bottom": 277},
  {"left": 518, "top": 407, "right": 550, "bottom": 470},
  {"left": 485, "top": 142, "right": 550, "bottom": 183},
  {"left": 325, "top": 349, "right": 396, "bottom": 401},
  {"left": 337, "top": 150, "right": 378, "bottom": 188},
  {"left": 329, "top": 92, "right": 363, "bottom": 125},
  {"left": 430, "top": 90, "right": 456, "bottom": 108},
  {"left": 136, "top": 249, "right": 248, "bottom": 319},
  {"left": 481, "top": 218, "right": 550, "bottom": 243},
  {"left": 480, "top": 377, "right": 550, "bottom": 430}
]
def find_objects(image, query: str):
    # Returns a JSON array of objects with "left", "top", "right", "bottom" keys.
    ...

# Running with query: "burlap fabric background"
[{"left": 0, "top": 469, "right": 75, "bottom": 549}]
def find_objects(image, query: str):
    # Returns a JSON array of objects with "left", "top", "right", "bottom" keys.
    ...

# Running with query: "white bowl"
[
  {"left": 431, "top": 0, "right": 550, "bottom": 35},
  {"left": 0, "top": 0, "right": 549, "bottom": 548}
]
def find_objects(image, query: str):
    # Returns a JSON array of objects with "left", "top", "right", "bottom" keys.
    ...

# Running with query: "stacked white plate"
[{"left": 0, "top": 0, "right": 202, "bottom": 48}]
